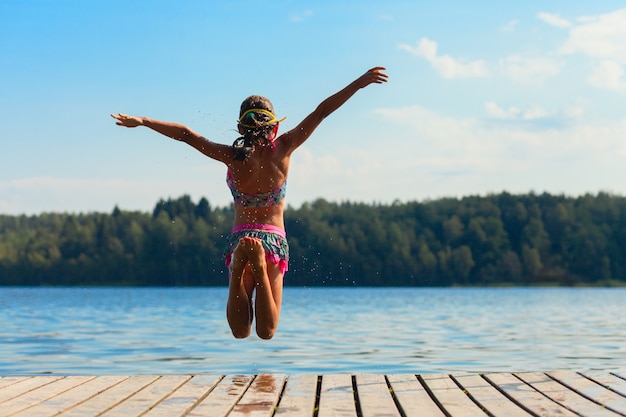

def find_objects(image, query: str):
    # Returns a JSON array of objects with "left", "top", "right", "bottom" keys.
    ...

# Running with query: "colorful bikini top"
[{"left": 226, "top": 170, "right": 287, "bottom": 207}]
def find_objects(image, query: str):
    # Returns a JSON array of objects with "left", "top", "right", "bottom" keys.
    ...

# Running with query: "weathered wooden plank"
[
  {"left": 60, "top": 375, "right": 159, "bottom": 417},
  {"left": 141, "top": 375, "right": 221, "bottom": 417},
  {"left": 582, "top": 370, "right": 626, "bottom": 397},
  {"left": 0, "top": 376, "right": 63, "bottom": 405},
  {"left": 103, "top": 375, "right": 191, "bottom": 417},
  {"left": 0, "top": 377, "right": 32, "bottom": 391},
  {"left": 228, "top": 374, "right": 286, "bottom": 417},
  {"left": 421, "top": 374, "right": 489, "bottom": 417},
  {"left": 516, "top": 372, "right": 618, "bottom": 417},
  {"left": 10, "top": 376, "right": 127, "bottom": 417},
  {"left": 452, "top": 374, "right": 533, "bottom": 417},
  {"left": 386, "top": 374, "right": 446, "bottom": 417},
  {"left": 186, "top": 374, "right": 254, "bottom": 417},
  {"left": 0, "top": 372, "right": 624, "bottom": 416},
  {"left": 274, "top": 374, "right": 318, "bottom": 417},
  {"left": 354, "top": 374, "right": 401, "bottom": 417},
  {"left": 0, "top": 376, "right": 94, "bottom": 417},
  {"left": 485, "top": 373, "right": 579, "bottom": 417},
  {"left": 317, "top": 374, "right": 357, "bottom": 417},
  {"left": 548, "top": 370, "right": 626, "bottom": 415}
]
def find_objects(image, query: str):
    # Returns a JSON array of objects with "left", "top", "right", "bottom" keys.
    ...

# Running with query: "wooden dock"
[{"left": 1, "top": 371, "right": 625, "bottom": 416}]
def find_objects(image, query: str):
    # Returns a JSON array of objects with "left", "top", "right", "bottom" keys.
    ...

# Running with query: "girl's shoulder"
[{"left": 272, "top": 131, "right": 297, "bottom": 154}]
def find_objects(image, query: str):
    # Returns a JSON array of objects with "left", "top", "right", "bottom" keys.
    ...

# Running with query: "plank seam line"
[
  {"left": 416, "top": 375, "right": 453, "bottom": 417},
  {"left": 384, "top": 375, "right": 408, "bottom": 417},
  {"left": 0, "top": 376, "right": 63, "bottom": 405},
  {"left": 5, "top": 376, "right": 98, "bottom": 417},
  {"left": 351, "top": 375, "right": 364, "bottom": 417},
  {"left": 513, "top": 373, "right": 586, "bottom": 417},
  {"left": 93, "top": 375, "right": 162, "bottom": 417},
  {"left": 611, "top": 372, "right": 626, "bottom": 383},
  {"left": 0, "top": 377, "right": 34, "bottom": 391},
  {"left": 49, "top": 376, "right": 130, "bottom": 417},
  {"left": 224, "top": 374, "right": 257, "bottom": 417},
  {"left": 136, "top": 375, "right": 193, "bottom": 417},
  {"left": 449, "top": 374, "right": 495, "bottom": 417},
  {"left": 272, "top": 374, "right": 289, "bottom": 416},
  {"left": 580, "top": 372, "right": 626, "bottom": 399},
  {"left": 312, "top": 375, "right": 322, "bottom": 417},
  {"left": 267, "top": 374, "right": 288, "bottom": 417},
  {"left": 481, "top": 374, "right": 542, "bottom": 417},
  {"left": 547, "top": 372, "right": 626, "bottom": 416},
  {"left": 180, "top": 375, "right": 225, "bottom": 417}
]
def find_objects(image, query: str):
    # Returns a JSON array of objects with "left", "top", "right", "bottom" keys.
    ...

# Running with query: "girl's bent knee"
[
  {"left": 256, "top": 327, "right": 276, "bottom": 340},
  {"left": 231, "top": 327, "right": 252, "bottom": 339},
  {"left": 257, "top": 332, "right": 275, "bottom": 340}
]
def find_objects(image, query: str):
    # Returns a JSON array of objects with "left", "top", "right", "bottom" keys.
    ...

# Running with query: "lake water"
[{"left": 0, "top": 287, "right": 624, "bottom": 375}]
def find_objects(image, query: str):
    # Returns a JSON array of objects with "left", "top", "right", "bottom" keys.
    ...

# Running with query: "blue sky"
[{"left": 2, "top": 1, "right": 626, "bottom": 214}]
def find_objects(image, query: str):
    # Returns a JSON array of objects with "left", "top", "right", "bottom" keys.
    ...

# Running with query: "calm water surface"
[{"left": 0, "top": 287, "right": 624, "bottom": 375}]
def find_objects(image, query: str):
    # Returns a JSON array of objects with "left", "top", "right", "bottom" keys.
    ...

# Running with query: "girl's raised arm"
[
  {"left": 281, "top": 67, "right": 387, "bottom": 153},
  {"left": 111, "top": 114, "right": 234, "bottom": 163}
]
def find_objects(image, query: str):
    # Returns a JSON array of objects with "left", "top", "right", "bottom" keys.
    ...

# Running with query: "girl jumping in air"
[{"left": 112, "top": 67, "right": 388, "bottom": 339}]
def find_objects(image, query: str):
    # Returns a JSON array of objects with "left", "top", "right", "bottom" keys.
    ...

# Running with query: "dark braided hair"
[{"left": 232, "top": 95, "right": 278, "bottom": 161}]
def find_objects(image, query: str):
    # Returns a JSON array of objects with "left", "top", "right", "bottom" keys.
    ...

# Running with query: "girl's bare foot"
[
  {"left": 230, "top": 239, "right": 249, "bottom": 281},
  {"left": 240, "top": 237, "right": 267, "bottom": 281}
]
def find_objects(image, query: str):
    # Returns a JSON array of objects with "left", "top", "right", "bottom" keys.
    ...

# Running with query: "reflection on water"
[{"left": 0, "top": 287, "right": 625, "bottom": 375}]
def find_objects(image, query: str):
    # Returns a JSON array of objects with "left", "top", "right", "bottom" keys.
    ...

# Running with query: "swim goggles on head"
[{"left": 238, "top": 108, "right": 286, "bottom": 129}]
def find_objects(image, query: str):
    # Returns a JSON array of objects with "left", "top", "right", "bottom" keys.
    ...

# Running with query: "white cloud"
[
  {"left": 542, "top": 8, "right": 626, "bottom": 92},
  {"left": 371, "top": 105, "right": 626, "bottom": 199},
  {"left": 537, "top": 12, "right": 572, "bottom": 28},
  {"left": 562, "top": 100, "right": 587, "bottom": 120},
  {"left": 485, "top": 102, "right": 549, "bottom": 121},
  {"left": 485, "top": 100, "right": 589, "bottom": 123},
  {"left": 374, "top": 106, "right": 502, "bottom": 178},
  {"left": 486, "top": 102, "right": 520, "bottom": 120},
  {"left": 288, "top": 147, "right": 377, "bottom": 203},
  {"left": 560, "top": 8, "right": 626, "bottom": 63},
  {"left": 522, "top": 105, "right": 551, "bottom": 121},
  {"left": 588, "top": 60, "right": 626, "bottom": 92},
  {"left": 500, "top": 55, "right": 561, "bottom": 84},
  {"left": 501, "top": 20, "right": 519, "bottom": 32},
  {"left": 399, "top": 38, "right": 489, "bottom": 79}
]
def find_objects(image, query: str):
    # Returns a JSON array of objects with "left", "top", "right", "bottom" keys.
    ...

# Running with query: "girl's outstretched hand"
[
  {"left": 111, "top": 113, "right": 143, "bottom": 128},
  {"left": 356, "top": 67, "right": 388, "bottom": 88}
]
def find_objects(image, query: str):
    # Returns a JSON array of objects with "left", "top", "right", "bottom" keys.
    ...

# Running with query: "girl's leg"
[
  {"left": 226, "top": 241, "right": 255, "bottom": 339},
  {"left": 241, "top": 237, "right": 284, "bottom": 340}
]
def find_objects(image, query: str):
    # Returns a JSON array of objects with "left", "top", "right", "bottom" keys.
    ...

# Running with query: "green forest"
[{"left": 1, "top": 192, "right": 625, "bottom": 287}]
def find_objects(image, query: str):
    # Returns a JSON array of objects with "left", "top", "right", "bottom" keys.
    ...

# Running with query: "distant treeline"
[{"left": 1, "top": 192, "right": 626, "bottom": 287}]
